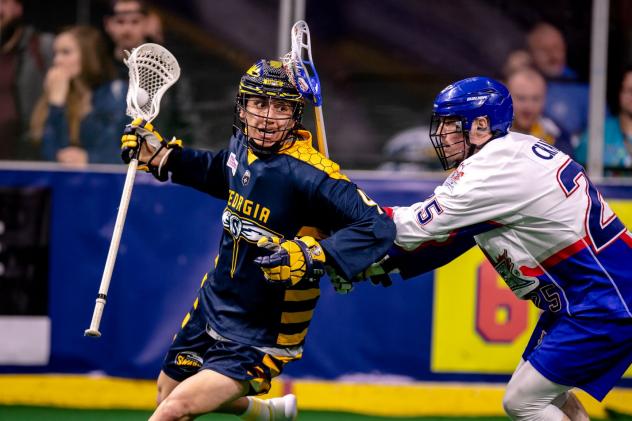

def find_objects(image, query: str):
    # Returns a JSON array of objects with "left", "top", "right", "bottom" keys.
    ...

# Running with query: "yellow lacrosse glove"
[
  {"left": 254, "top": 236, "right": 326, "bottom": 286},
  {"left": 121, "top": 117, "right": 163, "bottom": 162},
  {"left": 120, "top": 117, "right": 182, "bottom": 181}
]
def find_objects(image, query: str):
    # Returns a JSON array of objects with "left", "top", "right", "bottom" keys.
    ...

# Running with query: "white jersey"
[{"left": 392, "top": 131, "right": 632, "bottom": 319}]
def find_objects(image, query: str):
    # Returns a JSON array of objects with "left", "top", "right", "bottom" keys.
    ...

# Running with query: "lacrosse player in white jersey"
[{"left": 373, "top": 77, "right": 632, "bottom": 421}]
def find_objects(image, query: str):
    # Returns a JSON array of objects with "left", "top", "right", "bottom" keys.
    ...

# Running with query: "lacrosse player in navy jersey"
[
  {"left": 120, "top": 59, "right": 395, "bottom": 421},
  {"left": 354, "top": 77, "right": 632, "bottom": 421}
]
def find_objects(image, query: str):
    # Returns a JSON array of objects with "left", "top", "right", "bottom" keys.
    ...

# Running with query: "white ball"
[{"left": 136, "top": 87, "right": 150, "bottom": 107}]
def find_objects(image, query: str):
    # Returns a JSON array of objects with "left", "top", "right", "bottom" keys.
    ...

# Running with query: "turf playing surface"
[
  {"left": 0, "top": 406, "right": 503, "bottom": 420},
  {"left": 1, "top": 406, "right": 631, "bottom": 420}
]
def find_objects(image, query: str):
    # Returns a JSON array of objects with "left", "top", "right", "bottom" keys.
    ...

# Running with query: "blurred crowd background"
[{"left": 2, "top": 0, "right": 632, "bottom": 174}]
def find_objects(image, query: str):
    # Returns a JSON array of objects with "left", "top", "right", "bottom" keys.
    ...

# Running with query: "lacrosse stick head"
[
  {"left": 125, "top": 43, "right": 181, "bottom": 122},
  {"left": 282, "top": 20, "right": 322, "bottom": 106}
]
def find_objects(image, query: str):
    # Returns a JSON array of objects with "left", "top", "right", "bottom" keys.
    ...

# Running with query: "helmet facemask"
[
  {"left": 233, "top": 59, "right": 305, "bottom": 154},
  {"left": 236, "top": 94, "right": 304, "bottom": 154},
  {"left": 430, "top": 114, "right": 477, "bottom": 170}
]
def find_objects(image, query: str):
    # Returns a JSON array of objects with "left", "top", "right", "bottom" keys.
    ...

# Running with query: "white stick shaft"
[
  {"left": 85, "top": 159, "right": 138, "bottom": 337},
  {"left": 314, "top": 105, "right": 328, "bottom": 158}
]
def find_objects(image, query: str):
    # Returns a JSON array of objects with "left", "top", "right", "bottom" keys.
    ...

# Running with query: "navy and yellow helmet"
[
  {"left": 239, "top": 59, "right": 303, "bottom": 103},
  {"left": 234, "top": 59, "right": 305, "bottom": 153}
]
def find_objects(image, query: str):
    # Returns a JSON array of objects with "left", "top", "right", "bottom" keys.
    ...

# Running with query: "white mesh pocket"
[{"left": 125, "top": 43, "right": 181, "bottom": 122}]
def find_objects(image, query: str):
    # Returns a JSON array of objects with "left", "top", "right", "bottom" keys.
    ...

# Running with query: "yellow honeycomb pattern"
[{"left": 283, "top": 130, "right": 350, "bottom": 181}]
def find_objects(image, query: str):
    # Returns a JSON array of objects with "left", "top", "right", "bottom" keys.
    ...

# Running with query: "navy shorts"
[
  {"left": 524, "top": 311, "right": 632, "bottom": 401},
  {"left": 162, "top": 306, "right": 299, "bottom": 395}
]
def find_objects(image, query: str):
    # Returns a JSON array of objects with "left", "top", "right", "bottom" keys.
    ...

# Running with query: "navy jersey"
[{"left": 165, "top": 130, "right": 395, "bottom": 347}]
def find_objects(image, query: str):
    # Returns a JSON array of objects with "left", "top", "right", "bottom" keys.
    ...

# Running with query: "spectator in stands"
[
  {"left": 501, "top": 49, "right": 533, "bottom": 79},
  {"left": 104, "top": 0, "right": 206, "bottom": 148},
  {"left": 30, "top": 26, "right": 127, "bottom": 165},
  {"left": 0, "top": 0, "right": 53, "bottom": 160},
  {"left": 145, "top": 8, "right": 165, "bottom": 44},
  {"left": 527, "top": 22, "right": 589, "bottom": 138},
  {"left": 506, "top": 67, "right": 574, "bottom": 156},
  {"left": 103, "top": 0, "right": 148, "bottom": 79},
  {"left": 575, "top": 66, "right": 632, "bottom": 174}
]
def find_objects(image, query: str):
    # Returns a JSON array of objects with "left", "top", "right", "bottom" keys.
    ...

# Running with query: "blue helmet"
[{"left": 429, "top": 77, "right": 513, "bottom": 170}]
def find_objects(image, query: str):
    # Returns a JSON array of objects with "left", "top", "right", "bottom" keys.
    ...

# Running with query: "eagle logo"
[
  {"left": 494, "top": 250, "right": 537, "bottom": 293},
  {"left": 222, "top": 209, "right": 277, "bottom": 243}
]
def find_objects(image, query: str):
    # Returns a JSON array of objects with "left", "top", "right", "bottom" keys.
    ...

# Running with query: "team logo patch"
[
  {"left": 242, "top": 170, "right": 251, "bottom": 186},
  {"left": 494, "top": 250, "right": 536, "bottom": 293},
  {"left": 443, "top": 166, "right": 465, "bottom": 191},
  {"left": 227, "top": 152, "right": 238, "bottom": 176},
  {"left": 175, "top": 351, "right": 203, "bottom": 370}
]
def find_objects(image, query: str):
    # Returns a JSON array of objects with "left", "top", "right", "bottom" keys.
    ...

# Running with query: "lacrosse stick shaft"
[
  {"left": 84, "top": 43, "right": 180, "bottom": 338},
  {"left": 85, "top": 159, "right": 138, "bottom": 337},
  {"left": 314, "top": 106, "right": 329, "bottom": 157}
]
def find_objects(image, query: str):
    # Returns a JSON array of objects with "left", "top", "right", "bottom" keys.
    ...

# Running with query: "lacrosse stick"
[
  {"left": 283, "top": 20, "right": 328, "bottom": 157},
  {"left": 85, "top": 43, "right": 180, "bottom": 337}
]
